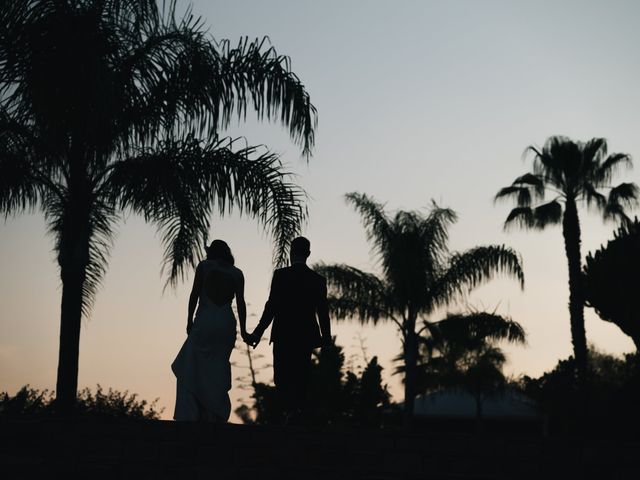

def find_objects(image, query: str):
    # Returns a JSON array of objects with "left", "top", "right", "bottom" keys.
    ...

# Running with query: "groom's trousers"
[{"left": 273, "top": 341, "right": 312, "bottom": 413}]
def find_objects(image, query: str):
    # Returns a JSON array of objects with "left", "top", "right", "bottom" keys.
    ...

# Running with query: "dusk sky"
[{"left": 2, "top": 0, "right": 640, "bottom": 420}]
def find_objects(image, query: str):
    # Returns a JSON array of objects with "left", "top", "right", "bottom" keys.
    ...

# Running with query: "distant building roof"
[{"left": 413, "top": 388, "right": 541, "bottom": 418}]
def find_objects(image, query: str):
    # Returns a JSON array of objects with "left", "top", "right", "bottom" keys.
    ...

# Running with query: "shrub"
[{"left": 0, "top": 385, "right": 163, "bottom": 420}]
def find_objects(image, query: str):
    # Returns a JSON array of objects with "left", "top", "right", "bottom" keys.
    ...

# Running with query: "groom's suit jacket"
[{"left": 255, "top": 263, "right": 331, "bottom": 348}]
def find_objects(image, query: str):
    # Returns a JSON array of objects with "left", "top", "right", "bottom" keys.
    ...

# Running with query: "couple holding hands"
[{"left": 171, "top": 237, "right": 332, "bottom": 423}]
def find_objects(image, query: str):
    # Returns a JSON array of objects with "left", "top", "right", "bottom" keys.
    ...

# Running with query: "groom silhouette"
[{"left": 249, "top": 236, "right": 332, "bottom": 421}]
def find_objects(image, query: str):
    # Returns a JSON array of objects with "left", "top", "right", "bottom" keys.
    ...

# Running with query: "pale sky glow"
[{"left": 2, "top": 0, "right": 640, "bottom": 420}]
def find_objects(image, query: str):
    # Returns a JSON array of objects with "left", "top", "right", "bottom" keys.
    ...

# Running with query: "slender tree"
[
  {"left": 584, "top": 220, "right": 640, "bottom": 351},
  {"left": 315, "top": 193, "right": 524, "bottom": 426},
  {"left": 0, "top": 1, "right": 317, "bottom": 412},
  {"left": 495, "top": 136, "right": 638, "bottom": 382}
]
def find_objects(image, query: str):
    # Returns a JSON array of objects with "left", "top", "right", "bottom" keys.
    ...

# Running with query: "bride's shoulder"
[{"left": 231, "top": 265, "right": 244, "bottom": 278}]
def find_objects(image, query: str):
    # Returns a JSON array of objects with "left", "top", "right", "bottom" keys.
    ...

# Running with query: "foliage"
[
  {"left": 584, "top": 219, "right": 640, "bottom": 350},
  {"left": 496, "top": 136, "right": 638, "bottom": 381},
  {"left": 0, "top": 0, "right": 316, "bottom": 409},
  {"left": 415, "top": 313, "right": 524, "bottom": 388},
  {"left": 0, "top": 0, "right": 315, "bottom": 300},
  {"left": 401, "top": 311, "right": 525, "bottom": 423},
  {"left": 236, "top": 343, "right": 393, "bottom": 428},
  {"left": 495, "top": 137, "right": 637, "bottom": 230},
  {"left": 315, "top": 192, "right": 524, "bottom": 425},
  {"left": 517, "top": 347, "right": 640, "bottom": 435},
  {"left": 0, "top": 385, "right": 54, "bottom": 417},
  {"left": 0, "top": 385, "right": 163, "bottom": 420}
]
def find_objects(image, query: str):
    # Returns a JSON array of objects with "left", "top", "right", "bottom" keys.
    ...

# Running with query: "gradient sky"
[{"left": 2, "top": 0, "right": 640, "bottom": 421}]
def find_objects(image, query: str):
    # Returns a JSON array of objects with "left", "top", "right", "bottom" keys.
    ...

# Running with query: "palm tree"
[
  {"left": 495, "top": 136, "right": 638, "bottom": 382},
  {"left": 584, "top": 219, "right": 640, "bottom": 351},
  {"left": 315, "top": 193, "right": 524, "bottom": 426},
  {"left": 414, "top": 312, "right": 526, "bottom": 429},
  {"left": 0, "top": 1, "right": 317, "bottom": 412}
]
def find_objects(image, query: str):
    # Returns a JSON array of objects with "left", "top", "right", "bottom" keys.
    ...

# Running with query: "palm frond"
[
  {"left": 601, "top": 183, "right": 639, "bottom": 225},
  {"left": 532, "top": 200, "right": 563, "bottom": 229},
  {"left": 420, "top": 202, "right": 457, "bottom": 263},
  {"left": 607, "top": 183, "right": 639, "bottom": 210},
  {"left": 602, "top": 202, "right": 628, "bottom": 225},
  {"left": 503, "top": 207, "right": 534, "bottom": 230},
  {"left": 431, "top": 245, "right": 524, "bottom": 309},
  {"left": 513, "top": 173, "right": 545, "bottom": 197},
  {"left": 1, "top": 1, "right": 316, "bottom": 158},
  {"left": 313, "top": 263, "right": 394, "bottom": 325},
  {"left": 108, "top": 136, "right": 306, "bottom": 286},
  {"left": 326, "top": 296, "right": 392, "bottom": 326},
  {"left": 0, "top": 139, "right": 39, "bottom": 217},
  {"left": 581, "top": 137, "right": 608, "bottom": 168},
  {"left": 581, "top": 183, "right": 607, "bottom": 210},
  {"left": 527, "top": 140, "right": 568, "bottom": 190},
  {"left": 43, "top": 187, "right": 117, "bottom": 316},
  {"left": 494, "top": 185, "right": 532, "bottom": 207},
  {"left": 544, "top": 136, "right": 581, "bottom": 184},
  {"left": 81, "top": 200, "right": 118, "bottom": 315},
  {"left": 216, "top": 37, "right": 317, "bottom": 157},
  {"left": 495, "top": 173, "right": 545, "bottom": 207},
  {"left": 596, "top": 152, "right": 632, "bottom": 184},
  {"left": 345, "top": 192, "right": 391, "bottom": 260},
  {"left": 433, "top": 312, "right": 526, "bottom": 346}
]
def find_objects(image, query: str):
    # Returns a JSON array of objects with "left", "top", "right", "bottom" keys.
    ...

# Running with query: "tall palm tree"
[
  {"left": 495, "top": 136, "right": 638, "bottom": 382},
  {"left": 0, "top": 0, "right": 317, "bottom": 412},
  {"left": 315, "top": 193, "right": 524, "bottom": 426}
]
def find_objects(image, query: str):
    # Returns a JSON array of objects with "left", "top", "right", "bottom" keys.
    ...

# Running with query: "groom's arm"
[
  {"left": 317, "top": 278, "right": 331, "bottom": 346},
  {"left": 253, "top": 271, "right": 280, "bottom": 340}
]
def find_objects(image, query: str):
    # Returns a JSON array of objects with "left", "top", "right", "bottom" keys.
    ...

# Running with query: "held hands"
[
  {"left": 320, "top": 335, "right": 334, "bottom": 353},
  {"left": 241, "top": 330, "right": 260, "bottom": 348}
]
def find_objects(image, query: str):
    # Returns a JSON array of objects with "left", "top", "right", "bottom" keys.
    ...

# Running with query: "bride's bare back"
[{"left": 203, "top": 269, "right": 236, "bottom": 307}]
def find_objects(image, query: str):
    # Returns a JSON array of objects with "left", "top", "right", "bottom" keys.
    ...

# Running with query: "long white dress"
[{"left": 171, "top": 260, "right": 241, "bottom": 421}]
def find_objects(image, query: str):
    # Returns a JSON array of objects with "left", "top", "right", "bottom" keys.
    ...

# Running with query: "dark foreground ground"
[{"left": 1, "top": 419, "right": 639, "bottom": 480}]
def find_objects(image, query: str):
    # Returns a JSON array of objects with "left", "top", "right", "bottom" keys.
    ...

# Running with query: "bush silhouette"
[
  {"left": 238, "top": 342, "right": 393, "bottom": 427},
  {"left": 1, "top": 385, "right": 162, "bottom": 420},
  {"left": 584, "top": 219, "right": 640, "bottom": 351}
]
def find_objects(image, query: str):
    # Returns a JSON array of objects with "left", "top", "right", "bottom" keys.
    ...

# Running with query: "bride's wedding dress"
[{"left": 171, "top": 260, "right": 241, "bottom": 421}]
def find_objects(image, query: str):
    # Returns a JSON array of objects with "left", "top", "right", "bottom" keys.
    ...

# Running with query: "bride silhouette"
[{"left": 171, "top": 240, "right": 249, "bottom": 422}]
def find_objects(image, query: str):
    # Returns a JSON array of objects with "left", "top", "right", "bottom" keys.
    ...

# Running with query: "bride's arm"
[
  {"left": 187, "top": 264, "right": 203, "bottom": 334},
  {"left": 235, "top": 271, "right": 248, "bottom": 337}
]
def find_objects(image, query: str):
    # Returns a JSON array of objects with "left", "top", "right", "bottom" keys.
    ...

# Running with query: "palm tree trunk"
[
  {"left": 403, "top": 316, "right": 418, "bottom": 428},
  {"left": 55, "top": 167, "right": 91, "bottom": 415},
  {"left": 562, "top": 198, "right": 588, "bottom": 382},
  {"left": 56, "top": 251, "right": 88, "bottom": 414}
]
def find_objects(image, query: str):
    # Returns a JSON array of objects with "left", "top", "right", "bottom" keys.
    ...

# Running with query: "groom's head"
[{"left": 290, "top": 236, "right": 311, "bottom": 263}]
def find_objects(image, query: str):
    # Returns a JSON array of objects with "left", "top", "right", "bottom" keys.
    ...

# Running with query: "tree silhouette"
[
  {"left": 0, "top": 1, "right": 317, "bottom": 413},
  {"left": 584, "top": 219, "right": 640, "bottom": 351},
  {"left": 315, "top": 193, "right": 524, "bottom": 427},
  {"left": 412, "top": 312, "right": 526, "bottom": 429},
  {"left": 496, "top": 136, "right": 638, "bottom": 383}
]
